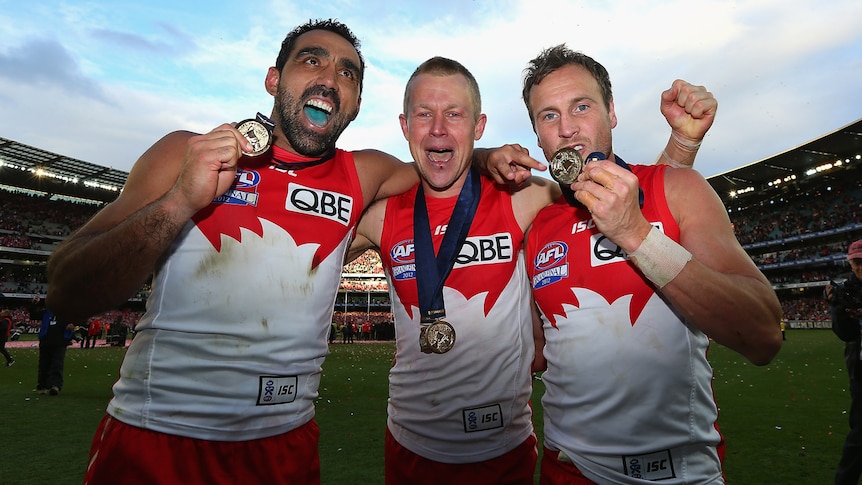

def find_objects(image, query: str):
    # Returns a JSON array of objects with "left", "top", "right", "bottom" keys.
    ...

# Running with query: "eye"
[
  {"left": 339, "top": 68, "right": 356, "bottom": 79},
  {"left": 540, "top": 112, "right": 558, "bottom": 122},
  {"left": 303, "top": 56, "right": 320, "bottom": 66},
  {"left": 574, "top": 104, "right": 588, "bottom": 113}
]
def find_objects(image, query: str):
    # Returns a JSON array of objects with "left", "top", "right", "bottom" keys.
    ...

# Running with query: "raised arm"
[
  {"left": 46, "top": 125, "right": 252, "bottom": 322},
  {"left": 654, "top": 79, "right": 717, "bottom": 168}
]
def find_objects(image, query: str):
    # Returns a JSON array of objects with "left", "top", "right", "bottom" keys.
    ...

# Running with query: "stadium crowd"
[{"left": 2, "top": 178, "right": 860, "bottom": 331}]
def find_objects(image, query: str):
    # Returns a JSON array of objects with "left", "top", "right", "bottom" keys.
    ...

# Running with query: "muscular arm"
[
  {"left": 574, "top": 162, "right": 781, "bottom": 365},
  {"left": 652, "top": 169, "right": 782, "bottom": 364},
  {"left": 345, "top": 199, "right": 387, "bottom": 263},
  {"left": 47, "top": 126, "right": 250, "bottom": 322}
]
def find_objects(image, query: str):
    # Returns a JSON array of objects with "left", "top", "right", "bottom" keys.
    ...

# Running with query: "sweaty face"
[
  {"left": 528, "top": 64, "right": 616, "bottom": 163},
  {"left": 400, "top": 73, "right": 486, "bottom": 198},
  {"left": 272, "top": 30, "right": 362, "bottom": 157}
]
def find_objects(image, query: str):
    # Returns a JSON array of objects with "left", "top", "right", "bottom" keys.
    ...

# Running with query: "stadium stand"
[{"left": 1, "top": 119, "right": 861, "bottom": 333}]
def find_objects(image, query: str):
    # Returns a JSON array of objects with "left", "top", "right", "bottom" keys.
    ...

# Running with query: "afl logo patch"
[{"left": 532, "top": 241, "right": 569, "bottom": 289}]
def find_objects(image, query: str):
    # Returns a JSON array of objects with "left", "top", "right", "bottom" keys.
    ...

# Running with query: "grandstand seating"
[{"left": 2, "top": 132, "right": 860, "bottom": 333}]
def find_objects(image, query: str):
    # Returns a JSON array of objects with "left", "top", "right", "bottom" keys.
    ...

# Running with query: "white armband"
[{"left": 628, "top": 226, "right": 692, "bottom": 288}]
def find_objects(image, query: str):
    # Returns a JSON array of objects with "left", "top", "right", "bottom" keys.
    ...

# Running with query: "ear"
[
  {"left": 351, "top": 96, "right": 362, "bottom": 121},
  {"left": 399, "top": 113, "right": 409, "bottom": 140},
  {"left": 609, "top": 99, "right": 618, "bottom": 129},
  {"left": 265, "top": 67, "right": 280, "bottom": 96},
  {"left": 474, "top": 114, "right": 487, "bottom": 140}
]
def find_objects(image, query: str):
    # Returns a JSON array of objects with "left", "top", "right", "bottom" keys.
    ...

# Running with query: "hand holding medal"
[
  {"left": 549, "top": 149, "right": 605, "bottom": 185},
  {"left": 235, "top": 112, "right": 276, "bottom": 156}
]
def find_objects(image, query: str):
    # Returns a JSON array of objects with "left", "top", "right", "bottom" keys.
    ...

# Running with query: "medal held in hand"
[
  {"left": 420, "top": 319, "right": 457, "bottom": 354},
  {"left": 236, "top": 112, "right": 275, "bottom": 156},
  {"left": 549, "top": 147, "right": 586, "bottom": 185}
]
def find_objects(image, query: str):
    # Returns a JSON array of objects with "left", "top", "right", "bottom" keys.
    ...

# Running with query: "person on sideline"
[
  {"left": 522, "top": 45, "right": 782, "bottom": 484},
  {"left": 0, "top": 309, "right": 14, "bottom": 367},
  {"left": 828, "top": 239, "right": 862, "bottom": 485},
  {"left": 36, "top": 307, "right": 77, "bottom": 395}
]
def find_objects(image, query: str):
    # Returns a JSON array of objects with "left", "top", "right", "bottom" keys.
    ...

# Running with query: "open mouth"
[
  {"left": 304, "top": 99, "right": 333, "bottom": 127},
  {"left": 426, "top": 148, "right": 454, "bottom": 164}
]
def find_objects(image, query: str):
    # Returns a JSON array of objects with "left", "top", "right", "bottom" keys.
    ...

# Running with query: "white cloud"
[{"left": 0, "top": 0, "right": 859, "bottom": 178}]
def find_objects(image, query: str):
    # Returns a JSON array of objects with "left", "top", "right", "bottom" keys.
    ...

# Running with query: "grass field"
[{"left": 0, "top": 330, "right": 851, "bottom": 484}]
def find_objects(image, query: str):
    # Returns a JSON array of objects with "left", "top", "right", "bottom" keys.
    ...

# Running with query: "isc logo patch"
[
  {"left": 213, "top": 169, "right": 260, "bottom": 206},
  {"left": 257, "top": 375, "right": 298, "bottom": 406},
  {"left": 285, "top": 182, "right": 352, "bottom": 226},
  {"left": 462, "top": 403, "right": 504, "bottom": 433},
  {"left": 532, "top": 241, "right": 569, "bottom": 289}
]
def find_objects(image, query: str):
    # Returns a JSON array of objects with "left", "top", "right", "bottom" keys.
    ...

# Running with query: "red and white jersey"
[
  {"left": 108, "top": 146, "right": 363, "bottom": 441},
  {"left": 527, "top": 164, "right": 724, "bottom": 484},
  {"left": 379, "top": 178, "right": 535, "bottom": 463}
]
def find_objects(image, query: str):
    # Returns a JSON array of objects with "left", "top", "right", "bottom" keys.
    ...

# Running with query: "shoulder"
[{"left": 352, "top": 149, "right": 419, "bottom": 203}]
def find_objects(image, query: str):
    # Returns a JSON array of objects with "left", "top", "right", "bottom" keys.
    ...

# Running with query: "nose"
[
  {"left": 559, "top": 112, "right": 579, "bottom": 139},
  {"left": 316, "top": 63, "right": 339, "bottom": 89},
  {"left": 430, "top": 114, "right": 447, "bottom": 137}
]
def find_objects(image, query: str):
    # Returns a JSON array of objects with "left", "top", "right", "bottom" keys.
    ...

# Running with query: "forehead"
[
  {"left": 291, "top": 29, "right": 360, "bottom": 65},
  {"left": 529, "top": 64, "right": 598, "bottom": 107},
  {"left": 407, "top": 73, "right": 474, "bottom": 108}
]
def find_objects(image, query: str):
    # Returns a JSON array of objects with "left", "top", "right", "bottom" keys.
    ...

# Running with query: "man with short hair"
[{"left": 522, "top": 45, "right": 782, "bottom": 484}]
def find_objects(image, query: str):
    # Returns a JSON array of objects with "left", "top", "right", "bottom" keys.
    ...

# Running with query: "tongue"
[
  {"left": 304, "top": 106, "right": 328, "bottom": 127},
  {"left": 428, "top": 150, "right": 452, "bottom": 163}
]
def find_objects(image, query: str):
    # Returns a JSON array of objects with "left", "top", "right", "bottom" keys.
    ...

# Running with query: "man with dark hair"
[{"left": 830, "top": 239, "right": 862, "bottom": 485}]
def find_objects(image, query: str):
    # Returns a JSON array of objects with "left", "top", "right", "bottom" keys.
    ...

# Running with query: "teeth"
[{"left": 306, "top": 99, "right": 332, "bottom": 113}]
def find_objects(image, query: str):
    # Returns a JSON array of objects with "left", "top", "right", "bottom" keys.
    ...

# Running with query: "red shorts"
[
  {"left": 84, "top": 415, "right": 320, "bottom": 485},
  {"left": 539, "top": 446, "right": 598, "bottom": 485},
  {"left": 384, "top": 427, "right": 537, "bottom": 485}
]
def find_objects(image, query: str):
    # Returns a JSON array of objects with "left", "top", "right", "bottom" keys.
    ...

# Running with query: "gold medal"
[
  {"left": 236, "top": 118, "right": 273, "bottom": 156},
  {"left": 549, "top": 147, "right": 586, "bottom": 185},
  {"left": 420, "top": 320, "right": 456, "bottom": 354}
]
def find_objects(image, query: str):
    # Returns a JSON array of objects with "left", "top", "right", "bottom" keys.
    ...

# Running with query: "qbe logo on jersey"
[
  {"left": 532, "top": 241, "right": 568, "bottom": 289},
  {"left": 590, "top": 222, "right": 665, "bottom": 268},
  {"left": 285, "top": 182, "right": 353, "bottom": 226},
  {"left": 257, "top": 375, "right": 298, "bottom": 405}
]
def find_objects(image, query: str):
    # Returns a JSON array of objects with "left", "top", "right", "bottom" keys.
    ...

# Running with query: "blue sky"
[{"left": 1, "top": 0, "right": 861, "bottom": 180}]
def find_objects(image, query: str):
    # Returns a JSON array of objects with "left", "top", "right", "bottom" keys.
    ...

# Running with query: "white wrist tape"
[
  {"left": 671, "top": 132, "right": 702, "bottom": 151},
  {"left": 661, "top": 150, "right": 691, "bottom": 169},
  {"left": 629, "top": 226, "right": 692, "bottom": 288}
]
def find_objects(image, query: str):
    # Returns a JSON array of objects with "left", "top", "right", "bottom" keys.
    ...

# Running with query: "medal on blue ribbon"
[{"left": 413, "top": 167, "right": 481, "bottom": 354}]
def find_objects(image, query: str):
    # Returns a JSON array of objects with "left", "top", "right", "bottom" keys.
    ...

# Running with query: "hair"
[
  {"left": 521, "top": 44, "right": 613, "bottom": 129},
  {"left": 275, "top": 19, "right": 365, "bottom": 94},
  {"left": 403, "top": 56, "right": 482, "bottom": 120}
]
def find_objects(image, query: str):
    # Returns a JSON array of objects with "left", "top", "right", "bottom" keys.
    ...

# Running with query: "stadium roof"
[
  {"left": 1, "top": 117, "right": 861, "bottom": 205},
  {"left": 0, "top": 136, "right": 128, "bottom": 203},
  {"left": 708, "top": 117, "right": 862, "bottom": 199}
]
